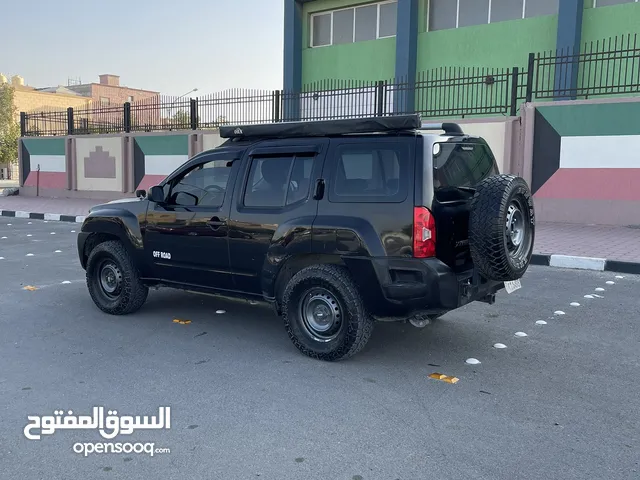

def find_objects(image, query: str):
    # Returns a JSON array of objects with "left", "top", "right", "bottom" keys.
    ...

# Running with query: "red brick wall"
[
  {"left": 89, "top": 84, "right": 158, "bottom": 106},
  {"left": 86, "top": 84, "right": 161, "bottom": 130}
]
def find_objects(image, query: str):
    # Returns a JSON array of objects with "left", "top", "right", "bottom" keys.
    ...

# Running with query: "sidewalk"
[
  {"left": 0, "top": 196, "right": 102, "bottom": 218},
  {"left": 532, "top": 222, "right": 640, "bottom": 274},
  {"left": 1, "top": 195, "right": 639, "bottom": 273}
]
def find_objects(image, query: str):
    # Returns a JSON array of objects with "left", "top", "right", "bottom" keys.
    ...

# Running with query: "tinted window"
[
  {"left": 355, "top": 4, "right": 378, "bottom": 41},
  {"left": 168, "top": 159, "right": 232, "bottom": 207},
  {"left": 490, "top": 0, "right": 523, "bottom": 22},
  {"left": 330, "top": 143, "right": 408, "bottom": 203},
  {"left": 433, "top": 142, "right": 497, "bottom": 190},
  {"left": 312, "top": 13, "right": 331, "bottom": 46},
  {"left": 379, "top": 2, "right": 398, "bottom": 37},
  {"left": 244, "top": 155, "right": 314, "bottom": 208},
  {"left": 333, "top": 9, "right": 354, "bottom": 44},
  {"left": 429, "top": 0, "right": 457, "bottom": 31},
  {"left": 458, "top": 0, "right": 489, "bottom": 27},
  {"left": 524, "top": 0, "right": 558, "bottom": 17}
]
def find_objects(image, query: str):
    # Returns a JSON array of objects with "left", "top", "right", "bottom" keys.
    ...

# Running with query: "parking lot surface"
[{"left": 1, "top": 216, "right": 638, "bottom": 480}]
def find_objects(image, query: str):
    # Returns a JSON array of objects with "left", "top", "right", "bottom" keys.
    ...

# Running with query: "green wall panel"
[
  {"left": 302, "top": 39, "right": 397, "bottom": 84},
  {"left": 135, "top": 135, "right": 188, "bottom": 156},
  {"left": 538, "top": 101, "right": 640, "bottom": 137},
  {"left": 581, "top": 2, "right": 640, "bottom": 45},
  {"left": 416, "top": 15, "right": 558, "bottom": 73},
  {"left": 22, "top": 138, "right": 65, "bottom": 156}
]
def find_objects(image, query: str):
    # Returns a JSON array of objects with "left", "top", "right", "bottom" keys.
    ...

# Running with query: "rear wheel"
[
  {"left": 86, "top": 240, "right": 148, "bottom": 315},
  {"left": 282, "top": 264, "right": 374, "bottom": 361},
  {"left": 469, "top": 174, "right": 535, "bottom": 281}
]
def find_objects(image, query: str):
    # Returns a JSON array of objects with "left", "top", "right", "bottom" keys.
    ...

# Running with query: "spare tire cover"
[{"left": 468, "top": 174, "right": 535, "bottom": 281}]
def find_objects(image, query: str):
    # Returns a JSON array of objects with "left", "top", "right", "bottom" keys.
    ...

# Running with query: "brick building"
[
  {"left": 66, "top": 74, "right": 159, "bottom": 107},
  {"left": 65, "top": 74, "right": 161, "bottom": 131}
]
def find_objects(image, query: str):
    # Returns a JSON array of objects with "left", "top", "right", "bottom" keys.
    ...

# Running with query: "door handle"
[
  {"left": 207, "top": 216, "right": 226, "bottom": 229},
  {"left": 313, "top": 179, "right": 325, "bottom": 200}
]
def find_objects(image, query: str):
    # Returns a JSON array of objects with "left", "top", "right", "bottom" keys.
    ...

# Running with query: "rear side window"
[
  {"left": 329, "top": 143, "right": 409, "bottom": 203},
  {"left": 432, "top": 142, "right": 497, "bottom": 190}
]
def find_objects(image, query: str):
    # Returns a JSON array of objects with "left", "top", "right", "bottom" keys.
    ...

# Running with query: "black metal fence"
[{"left": 20, "top": 34, "right": 640, "bottom": 137}]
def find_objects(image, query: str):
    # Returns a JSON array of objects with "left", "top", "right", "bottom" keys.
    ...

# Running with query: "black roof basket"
[{"left": 219, "top": 114, "right": 423, "bottom": 140}]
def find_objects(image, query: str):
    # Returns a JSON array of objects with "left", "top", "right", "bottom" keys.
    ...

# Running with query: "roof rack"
[
  {"left": 420, "top": 122, "right": 465, "bottom": 136},
  {"left": 219, "top": 114, "right": 422, "bottom": 140}
]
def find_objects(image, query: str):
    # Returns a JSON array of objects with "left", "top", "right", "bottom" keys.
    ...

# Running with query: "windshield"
[{"left": 432, "top": 142, "right": 498, "bottom": 190}]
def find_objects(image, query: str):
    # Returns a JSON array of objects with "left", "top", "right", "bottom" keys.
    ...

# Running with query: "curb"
[
  {"left": 532, "top": 254, "right": 640, "bottom": 275},
  {"left": 1, "top": 210, "right": 86, "bottom": 224}
]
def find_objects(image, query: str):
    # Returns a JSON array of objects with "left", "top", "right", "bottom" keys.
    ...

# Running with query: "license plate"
[{"left": 504, "top": 279, "right": 522, "bottom": 294}]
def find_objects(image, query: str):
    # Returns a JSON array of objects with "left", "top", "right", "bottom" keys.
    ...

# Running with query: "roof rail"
[
  {"left": 219, "top": 114, "right": 422, "bottom": 140},
  {"left": 420, "top": 122, "right": 464, "bottom": 136}
]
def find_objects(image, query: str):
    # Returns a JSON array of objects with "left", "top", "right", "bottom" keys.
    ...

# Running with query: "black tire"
[
  {"left": 282, "top": 264, "right": 374, "bottom": 362},
  {"left": 85, "top": 240, "right": 149, "bottom": 315},
  {"left": 468, "top": 174, "right": 535, "bottom": 281}
]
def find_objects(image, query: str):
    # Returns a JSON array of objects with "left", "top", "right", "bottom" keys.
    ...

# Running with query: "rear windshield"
[{"left": 432, "top": 142, "right": 497, "bottom": 190}]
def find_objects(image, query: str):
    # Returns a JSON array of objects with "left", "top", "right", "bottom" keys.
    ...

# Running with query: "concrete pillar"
[
  {"left": 394, "top": 0, "right": 419, "bottom": 114},
  {"left": 555, "top": 0, "right": 584, "bottom": 100},
  {"left": 283, "top": 0, "right": 302, "bottom": 121}
]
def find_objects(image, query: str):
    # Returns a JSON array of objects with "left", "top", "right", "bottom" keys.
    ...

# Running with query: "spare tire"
[{"left": 468, "top": 174, "right": 535, "bottom": 281}]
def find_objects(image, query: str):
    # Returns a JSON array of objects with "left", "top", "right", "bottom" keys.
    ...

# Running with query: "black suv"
[{"left": 77, "top": 114, "right": 535, "bottom": 361}]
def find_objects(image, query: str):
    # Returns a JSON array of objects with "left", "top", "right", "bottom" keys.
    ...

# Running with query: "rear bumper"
[{"left": 343, "top": 256, "right": 504, "bottom": 317}]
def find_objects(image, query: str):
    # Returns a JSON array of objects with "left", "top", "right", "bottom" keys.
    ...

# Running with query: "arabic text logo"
[{"left": 23, "top": 406, "right": 171, "bottom": 441}]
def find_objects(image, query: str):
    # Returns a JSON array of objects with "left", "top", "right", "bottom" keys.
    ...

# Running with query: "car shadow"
[{"left": 136, "top": 288, "right": 501, "bottom": 365}]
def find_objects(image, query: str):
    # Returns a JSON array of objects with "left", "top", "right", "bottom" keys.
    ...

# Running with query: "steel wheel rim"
[
  {"left": 505, "top": 200, "right": 528, "bottom": 259},
  {"left": 98, "top": 260, "right": 123, "bottom": 298},
  {"left": 299, "top": 288, "right": 342, "bottom": 342}
]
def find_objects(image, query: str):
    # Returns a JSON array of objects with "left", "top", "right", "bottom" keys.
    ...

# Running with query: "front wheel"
[
  {"left": 282, "top": 264, "right": 374, "bottom": 361},
  {"left": 86, "top": 240, "right": 149, "bottom": 315}
]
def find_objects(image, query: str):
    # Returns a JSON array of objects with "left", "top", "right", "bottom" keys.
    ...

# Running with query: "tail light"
[{"left": 413, "top": 206, "right": 436, "bottom": 258}]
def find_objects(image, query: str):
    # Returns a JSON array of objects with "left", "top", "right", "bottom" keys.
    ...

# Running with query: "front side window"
[
  {"left": 167, "top": 158, "right": 232, "bottom": 208},
  {"left": 244, "top": 154, "right": 314, "bottom": 208}
]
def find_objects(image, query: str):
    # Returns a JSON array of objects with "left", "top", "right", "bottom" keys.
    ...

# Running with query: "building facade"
[
  {"left": 1, "top": 74, "right": 90, "bottom": 121},
  {"left": 284, "top": 0, "right": 640, "bottom": 111},
  {"left": 66, "top": 74, "right": 159, "bottom": 107}
]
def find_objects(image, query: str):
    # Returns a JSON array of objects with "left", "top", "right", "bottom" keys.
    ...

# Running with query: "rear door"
[
  {"left": 227, "top": 139, "right": 328, "bottom": 295},
  {"left": 429, "top": 138, "right": 499, "bottom": 272},
  {"left": 316, "top": 136, "right": 416, "bottom": 258}
]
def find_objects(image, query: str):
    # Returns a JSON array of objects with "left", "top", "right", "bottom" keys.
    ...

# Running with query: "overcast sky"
[{"left": 0, "top": 0, "right": 285, "bottom": 96}]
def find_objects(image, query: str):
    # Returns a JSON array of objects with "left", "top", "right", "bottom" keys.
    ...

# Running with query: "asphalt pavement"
[{"left": 0, "top": 216, "right": 638, "bottom": 480}]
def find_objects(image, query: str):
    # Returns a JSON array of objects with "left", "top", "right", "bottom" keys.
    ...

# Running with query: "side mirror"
[
  {"left": 148, "top": 185, "right": 166, "bottom": 204},
  {"left": 135, "top": 189, "right": 146, "bottom": 199}
]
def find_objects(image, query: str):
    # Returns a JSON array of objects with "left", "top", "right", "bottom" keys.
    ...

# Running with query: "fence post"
[
  {"left": 510, "top": 67, "right": 520, "bottom": 117},
  {"left": 376, "top": 81, "right": 385, "bottom": 116},
  {"left": 67, "top": 107, "right": 74, "bottom": 135},
  {"left": 190, "top": 98, "right": 198, "bottom": 130},
  {"left": 123, "top": 102, "right": 131, "bottom": 133},
  {"left": 525, "top": 52, "right": 535, "bottom": 102},
  {"left": 20, "top": 112, "right": 26, "bottom": 136},
  {"left": 272, "top": 90, "right": 281, "bottom": 122}
]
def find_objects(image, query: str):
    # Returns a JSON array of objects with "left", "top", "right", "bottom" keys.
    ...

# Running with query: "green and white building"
[{"left": 283, "top": 0, "right": 640, "bottom": 115}]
